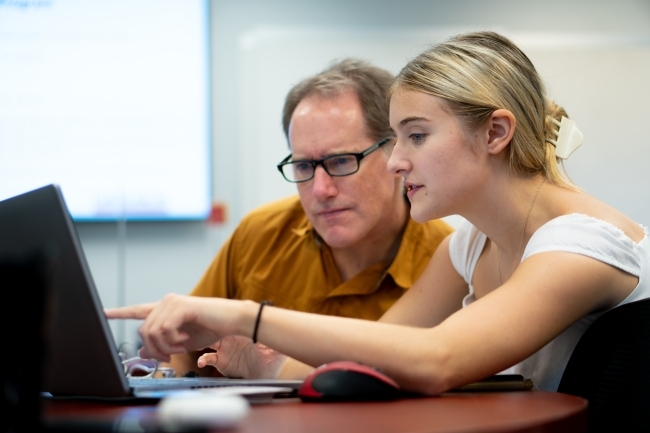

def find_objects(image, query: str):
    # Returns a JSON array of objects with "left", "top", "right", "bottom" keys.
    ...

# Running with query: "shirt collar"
[
  {"left": 291, "top": 213, "right": 421, "bottom": 294},
  {"left": 291, "top": 218, "right": 323, "bottom": 246},
  {"left": 386, "top": 216, "right": 421, "bottom": 290}
]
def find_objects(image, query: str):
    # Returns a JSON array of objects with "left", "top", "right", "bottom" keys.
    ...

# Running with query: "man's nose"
[{"left": 311, "top": 165, "right": 338, "bottom": 200}]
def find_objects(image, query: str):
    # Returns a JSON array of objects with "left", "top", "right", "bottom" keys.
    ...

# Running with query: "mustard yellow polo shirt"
[{"left": 191, "top": 195, "right": 453, "bottom": 321}]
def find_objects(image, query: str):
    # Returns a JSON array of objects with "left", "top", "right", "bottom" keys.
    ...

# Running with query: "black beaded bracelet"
[{"left": 252, "top": 300, "right": 273, "bottom": 344}]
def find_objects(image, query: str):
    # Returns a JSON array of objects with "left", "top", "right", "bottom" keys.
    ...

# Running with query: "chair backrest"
[{"left": 557, "top": 298, "right": 650, "bottom": 432}]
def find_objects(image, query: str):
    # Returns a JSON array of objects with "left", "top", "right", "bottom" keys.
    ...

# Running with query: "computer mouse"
[{"left": 298, "top": 361, "right": 400, "bottom": 401}]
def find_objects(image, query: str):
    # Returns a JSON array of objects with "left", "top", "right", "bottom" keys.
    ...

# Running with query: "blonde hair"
[{"left": 390, "top": 31, "right": 577, "bottom": 189}]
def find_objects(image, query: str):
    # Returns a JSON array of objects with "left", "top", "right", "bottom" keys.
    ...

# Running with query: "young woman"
[{"left": 106, "top": 31, "right": 649, "bottom": 394}]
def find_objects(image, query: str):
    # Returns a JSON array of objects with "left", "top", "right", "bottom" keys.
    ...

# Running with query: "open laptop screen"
[
  {"left": 0, "top": 185, "right": 304, "bottom": 399},
  {"left": 0, "top": 184, "right": 130, "bottom": 397}
]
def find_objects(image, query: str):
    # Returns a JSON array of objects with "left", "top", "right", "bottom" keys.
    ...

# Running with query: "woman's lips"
[{"left": 406, "top": 184, "right": 422, "bottom": 199}]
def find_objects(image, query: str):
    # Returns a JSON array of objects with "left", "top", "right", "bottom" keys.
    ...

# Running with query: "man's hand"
[
  {"left": 167, "top": 351, "right": 225, "bottom": 378},
  {"left": 197, "top": 335, "right": 287, "bottom": 379}
]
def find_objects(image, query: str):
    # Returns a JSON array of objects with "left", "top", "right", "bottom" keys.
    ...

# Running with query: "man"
[{"left": 169, "top": 59, "right": 453, "bottom": 377}]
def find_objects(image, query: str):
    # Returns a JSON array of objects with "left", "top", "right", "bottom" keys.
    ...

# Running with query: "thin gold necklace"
[{"left": 497, "top": 178, "right": 545, "bottom": 285}]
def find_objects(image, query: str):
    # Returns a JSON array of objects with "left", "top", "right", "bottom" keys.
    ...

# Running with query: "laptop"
[{"left": 0, "top": 184, "right": 302, "bottom": 399}]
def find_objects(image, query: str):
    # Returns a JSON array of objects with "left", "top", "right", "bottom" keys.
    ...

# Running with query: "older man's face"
[{"left": 288, "top": 91, "right": 403, "bottom": 250}]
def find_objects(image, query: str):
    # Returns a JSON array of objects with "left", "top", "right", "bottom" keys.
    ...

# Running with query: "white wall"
[{"left": 76, "top": 0, "right": 650, "bottom": 347}]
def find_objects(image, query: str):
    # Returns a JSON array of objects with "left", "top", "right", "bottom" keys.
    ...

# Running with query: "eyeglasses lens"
[
  {"left": 289, "top": 161, "right": 314, "bottom": 182},
  {"left": 324, "top": 155, "right": 358, "bottom": 175},
  {"left": 285, "top": 155, "right": 359, "bottom": 182}
]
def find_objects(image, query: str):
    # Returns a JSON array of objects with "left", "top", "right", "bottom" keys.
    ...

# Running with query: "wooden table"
[{"left": 43, "top": 391, "right": 588, "bottom": 433}]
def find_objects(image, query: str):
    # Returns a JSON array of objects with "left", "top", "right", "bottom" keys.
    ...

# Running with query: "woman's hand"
[
  {"left": 105, "top": 294, "right": 254, "bottom": 362},
  {"left": 197, "top": 335, "right": 287, "bottom": 379}
]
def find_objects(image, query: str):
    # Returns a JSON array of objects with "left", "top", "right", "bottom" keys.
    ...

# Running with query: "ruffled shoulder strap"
[
  {"left": 449, "top": 219, "right": 487, "bottom": 285},
  {"left": 524, "top": 214, "right": 648, "bottom": 277}
]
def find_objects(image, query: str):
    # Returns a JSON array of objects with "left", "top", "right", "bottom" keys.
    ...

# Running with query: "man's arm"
[{"left": 195, "top": 336, "right": 315, "bottom": 380}]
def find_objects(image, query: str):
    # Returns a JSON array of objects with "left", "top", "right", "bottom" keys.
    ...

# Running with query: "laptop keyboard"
[
  {"left": 129, "top": 377, "right": 242, "bottom": 389},
  {"left": 128, "top": 376, "right": 303, "bottom": 390}
]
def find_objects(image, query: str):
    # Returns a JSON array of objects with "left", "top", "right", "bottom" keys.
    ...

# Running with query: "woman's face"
[{"left": 387, "top": 89, "right": 487, "bottom": 223}]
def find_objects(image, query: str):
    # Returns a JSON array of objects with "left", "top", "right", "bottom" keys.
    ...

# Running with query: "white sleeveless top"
[{"left": 448, "top": 214, "right": 650, "bottom": 391}]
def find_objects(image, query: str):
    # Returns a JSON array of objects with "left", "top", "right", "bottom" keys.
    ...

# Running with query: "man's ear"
[{"left": 486, "top": 109, "right": 516, "bottom": 155}]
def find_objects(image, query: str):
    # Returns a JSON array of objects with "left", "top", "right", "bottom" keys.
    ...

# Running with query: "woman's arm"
[
  {"left": 189, "top": 236, "right": 465, "bottom": 380},
  {"left": 191, "top": 236, "right": 467, "bottom": 380},
  {"left": 379, "top": 235, "right": 468, "bottom": 327},
  {"left": 246, "top": 250, "right": 636, "bottom": 393},
  {"left": 106, "top": 247, "right": 635, "bottom": 394}
]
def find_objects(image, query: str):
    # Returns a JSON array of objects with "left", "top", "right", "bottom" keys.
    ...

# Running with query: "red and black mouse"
[{"left": 298, "top": 361, "right": 400, "bottom": 401}]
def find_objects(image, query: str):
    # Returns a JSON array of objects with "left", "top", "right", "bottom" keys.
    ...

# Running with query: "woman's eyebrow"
[{"left": 399, "top": 116, "right": 430, "bottom": 126}]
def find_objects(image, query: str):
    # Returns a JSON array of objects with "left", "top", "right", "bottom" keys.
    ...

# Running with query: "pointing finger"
[{"left": 104, "top": 303, "right": 158, "bottom": 320}]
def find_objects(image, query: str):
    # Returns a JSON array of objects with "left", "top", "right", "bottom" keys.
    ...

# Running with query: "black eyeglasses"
[{"left": 277, "top": 137, "right": 393, "bottom": 183}]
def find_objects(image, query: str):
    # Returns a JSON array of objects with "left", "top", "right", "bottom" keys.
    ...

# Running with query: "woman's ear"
[{"left": 486, "top": 109, "right": 516, "bottom": 155}]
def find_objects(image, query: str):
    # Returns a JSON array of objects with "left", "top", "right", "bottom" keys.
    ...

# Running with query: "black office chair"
[{"left": 557, "top": 298, "right": 650, "bottom": 432}]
